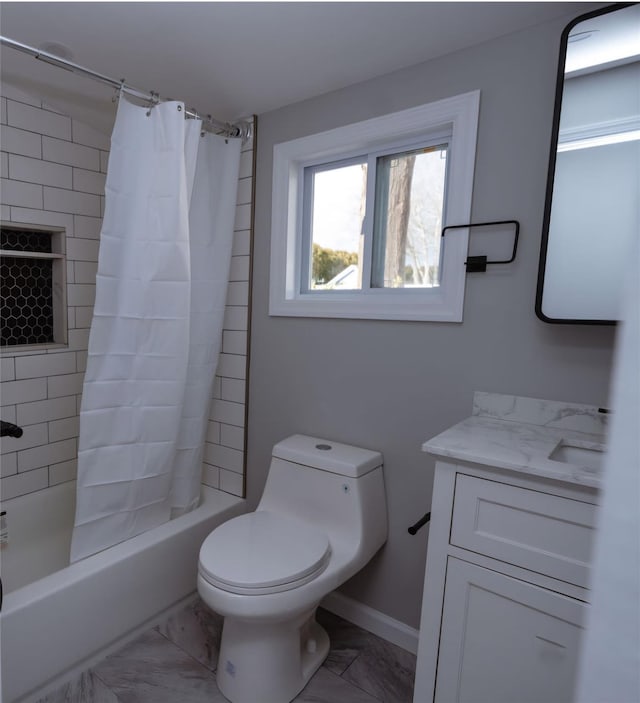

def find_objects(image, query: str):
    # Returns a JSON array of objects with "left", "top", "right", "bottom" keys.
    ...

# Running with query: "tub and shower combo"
[{"left": 0, "top": 32, "right": 252, "bottom": 703}]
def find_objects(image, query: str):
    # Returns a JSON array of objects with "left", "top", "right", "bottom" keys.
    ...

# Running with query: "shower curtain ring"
[
  {"left": 146, "top": 91, "right": 160, "bottom": 116},
  {"left": 112, "top": 80, "right": 125, "bottom": 103}
]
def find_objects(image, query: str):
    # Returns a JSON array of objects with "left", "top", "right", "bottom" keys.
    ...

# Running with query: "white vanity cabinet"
[{"left": 413, "top": 459, "right": 599, "bottom": 703}]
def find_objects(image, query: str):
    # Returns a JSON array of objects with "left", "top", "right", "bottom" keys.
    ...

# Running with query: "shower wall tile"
[
  {"left": 15, "top": 351, "right": 77, "bottom": 379},
  {"left": 67, "top": 238, "right": 100, "bottom": 260},
  {"left": 17, "top": 395, "right": 77, "bottom": 426},
  {"left": 2, "top": 466, "right": 49, "bottom": 500},
  {"left": 0, "top": 177, "right": 43, "bottom": 208},
  {"left": 49, "top": 458, "right": 78, "bottom": 485},
  {"left": 1, "top": 97, "right": 7, "bottom": 124},
  {"left": 1, "top": 452, "right": 17, "bottom": 478},
  {"left": 232, "top": 229, "right": 251, "bottom": 257},
  {"left": 74, "top": 215, "right": 102, "bottom": 239},
  {"left": 75, "top": 306, "right": 94, "bottom": 328},
  {"left": 72, "top": 121, "right": 111, "bottom": 151},
  {"left": 236, "top": 177, "right": 252, "bottom": 205},
  {"left": 7, "top": 100, "right": 71, "bottom": 140},
  {"left": 206, "top": 421, "right": 221, "bottom": 444},
  {"left": 220, "top": 424, "right": 244, "bottom": 451},
  {"left": 225, "top": 281, "right": 249, "bottom": 307},
  {"left": 1, "top": 151, "right": 8, "bottom": 179},
  {"left": 9, "top": 154, "right": 73, "bottom": 188},
  {"left": 100, "top": 151, "right": 109, "bottom": 173},
  {"left": 0, "top": 422, "right": 48, "bottom": 455},
  {"left": 0, "top": 406, "right": 16, "bottom": 424},
  {"left": 210, "top": 399, "right": 245, "bottom": 428},
  {"left": 0, "top": 357, "right": 16, "bottom": 382},
  {"left": 205, "top": 443, "right": 243, "bottom": 473},
  {"left": 42, "top": 136, "right": 101, "bottom": 171},
  {"left": 47, "top": 371, "right": 85, "bottom": 398},
  {"left": 67, "top": 329, "right": 90, "bottom": 352},
  {"left": 73, "top": 168, "right": 106, "bottom": 196},
  {"left": 76, "top": 350, "right": 88, "bottom": 373},
  {"left": 49, "top": 415, "right": 80, "bottom": 442},
  {"left": 202, "top": 464, "right": 220, "bottom": 489},
  {"left": 223, "top": 305, "right": 248, "bottom": 331},
  {"left": 220, "top": 378, "right": 245, "bottom": 404},
  {"left": 67, "top": 283, "right": 97, "bottom": 307},
  {"left": 238, "top": 149, "right": 253, "bottom": 179},
  {"left": 219, "top": 468, "right": 243, "bottom": 496},
  {"left": 0, "top": 124, "right": 43, "bottom": 158},
  {"left": 222, "top": 330, "right": 247, "bottom": 355},
  {"left": 1, "top": 377, "right": 48, "bottom": 405},
  {"left": 10, "top": 207, "right": 75, "bottom": 235},
  {"left": 18, "top": 437, "right": 76, "bottom": 472},
  {"left": 212, "top": 376, "right": 222, "bottom": 400},
  {"left": 228, "top": 254, "right": 250, "bottom": 282},
  {"left": 74, "top": 261, "right": 99, "bottom": 284},
  {"left": 44, "top": 186, "right": 101, "bottom": 217},
  {"left": 216, "top": 353, "right": 246, "bottom": 380},
  {"left": 234, "top": 203, "right": 252, "bottom": 231}
]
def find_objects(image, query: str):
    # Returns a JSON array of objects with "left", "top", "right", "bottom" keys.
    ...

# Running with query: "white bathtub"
[{"left": 0, "top": 481, "right": 245, "bottom": 702}]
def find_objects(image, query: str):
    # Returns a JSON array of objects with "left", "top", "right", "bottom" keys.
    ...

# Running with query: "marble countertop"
[{"left": 422, "top": 393, "right": 607, "bottom": 489}]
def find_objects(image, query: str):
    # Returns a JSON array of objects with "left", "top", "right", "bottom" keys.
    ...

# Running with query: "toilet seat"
[{"left": 199, "top": 511, "right": 331, "bottom": 595}]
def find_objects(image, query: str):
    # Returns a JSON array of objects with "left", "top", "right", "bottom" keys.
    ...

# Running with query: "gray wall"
[{"left": 248, "top": 12, "right": 616, "bottom": 629}]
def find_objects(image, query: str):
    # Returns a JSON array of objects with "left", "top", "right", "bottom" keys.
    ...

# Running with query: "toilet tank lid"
[{"left": 272, "top": 435, "right": 383, "bottom": 477}]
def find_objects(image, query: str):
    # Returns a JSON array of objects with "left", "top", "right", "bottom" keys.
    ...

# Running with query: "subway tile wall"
[{"left": 0, "top": 84, "right": 253, "bottom": 502}]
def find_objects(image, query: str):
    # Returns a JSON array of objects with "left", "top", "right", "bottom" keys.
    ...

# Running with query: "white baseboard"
[{"left": 321, "top": 591, "right": 419, "bottom": 655}]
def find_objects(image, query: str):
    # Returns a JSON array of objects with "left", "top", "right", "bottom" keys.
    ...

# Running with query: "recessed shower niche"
[{"left": 0, "top": 223, "right": 67, "bottom": 347}]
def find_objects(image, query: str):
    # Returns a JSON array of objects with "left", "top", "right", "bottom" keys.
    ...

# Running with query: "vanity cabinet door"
[{"left": 435, "top": 558, "right": 586, "bottom": 703}]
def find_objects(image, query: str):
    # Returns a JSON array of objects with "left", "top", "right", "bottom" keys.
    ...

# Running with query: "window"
[
  {"left": 0, "top": 223, "right": 67, "bottom": 348},
  {"left": 270, "top": 91, "right": 480, "bottom": 321}
]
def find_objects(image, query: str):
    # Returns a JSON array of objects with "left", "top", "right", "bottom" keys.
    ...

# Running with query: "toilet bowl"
[{"left": 198, "top": 434, "right": 387, "bottom": 703}]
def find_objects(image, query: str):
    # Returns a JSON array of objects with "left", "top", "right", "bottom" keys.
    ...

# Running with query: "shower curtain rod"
[{"left": 0, "top": 35, "right": 250, "bottom": 140}]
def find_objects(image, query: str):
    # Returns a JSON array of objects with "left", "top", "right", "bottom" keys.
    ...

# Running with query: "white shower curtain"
[{"left": 70, "top": 96, "right": 241, "bottom": 562}]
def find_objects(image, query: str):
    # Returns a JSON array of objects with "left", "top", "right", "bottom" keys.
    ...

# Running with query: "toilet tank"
[
  {"left": 258, "top": 435, "right": 387, "bottom": 556},
  {"left": 271, "top": 434, "right": 382, "bottom": 478}
]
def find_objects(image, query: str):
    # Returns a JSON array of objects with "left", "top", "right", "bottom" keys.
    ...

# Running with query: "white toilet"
[{"left": 197, "top": 434, "right": 387, "bottom": 703}]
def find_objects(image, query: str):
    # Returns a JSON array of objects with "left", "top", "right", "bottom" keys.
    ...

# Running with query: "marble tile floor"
[{"left": 38, "top": 598, "right": 416, "bottom": 703}]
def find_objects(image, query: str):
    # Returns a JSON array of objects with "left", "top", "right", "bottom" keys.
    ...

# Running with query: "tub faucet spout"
[{"left": 1, "top": 421, "right": 23, "bottom": 438}]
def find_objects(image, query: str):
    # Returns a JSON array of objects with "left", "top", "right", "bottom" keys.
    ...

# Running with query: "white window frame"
[{"left": 270, "top": 90, "right": 480, "bottom": 322}]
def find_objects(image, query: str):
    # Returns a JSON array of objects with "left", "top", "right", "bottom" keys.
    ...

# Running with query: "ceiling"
[{"left": 1, "top": 2, "right": 599, "bottom": 134}]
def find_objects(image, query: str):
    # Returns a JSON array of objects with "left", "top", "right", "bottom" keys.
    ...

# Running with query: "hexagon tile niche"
[{"left": 0, "top": 227, "right": 55, "bottom": 347}]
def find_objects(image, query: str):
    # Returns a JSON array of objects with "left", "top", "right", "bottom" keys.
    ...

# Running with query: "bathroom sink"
[{"left": 549, "top": 441, "right": 604, "bottom": 471}]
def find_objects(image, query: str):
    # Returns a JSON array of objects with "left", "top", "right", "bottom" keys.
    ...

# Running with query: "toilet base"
[{"left": 216, "top": 608, "right": 330, "bottom": 703}]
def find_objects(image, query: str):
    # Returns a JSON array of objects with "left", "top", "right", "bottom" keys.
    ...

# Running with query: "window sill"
[{"left": 270, "top": 289, "right": 464, "bottom": 322}]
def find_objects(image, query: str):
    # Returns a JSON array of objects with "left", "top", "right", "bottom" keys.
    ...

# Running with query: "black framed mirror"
[{"left": 536, "top": 3, "right": 639, "bottom": 324}]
